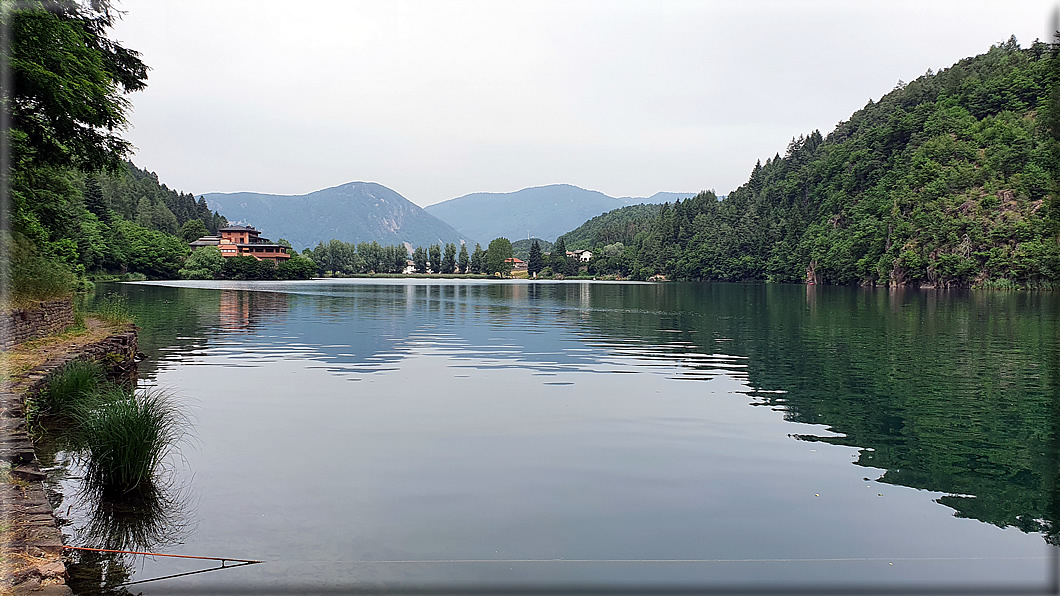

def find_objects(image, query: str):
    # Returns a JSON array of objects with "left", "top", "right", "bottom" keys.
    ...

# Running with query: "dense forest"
[
  {"left": 3, "top": 2, "right": 260, "bottom": 295},
  {"left": 566, "top": 37, "right": 1060, "bottom": 288}
]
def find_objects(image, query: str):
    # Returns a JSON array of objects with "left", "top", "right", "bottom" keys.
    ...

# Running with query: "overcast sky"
[{"left": 111, "top": 1, "right": 1057, "bottom": 207}]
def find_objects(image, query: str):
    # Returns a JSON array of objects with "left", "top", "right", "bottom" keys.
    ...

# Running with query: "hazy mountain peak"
[
  {"left": 204, "top": 182, "right": 468, "bottom": 251},
  {"left": 424, "top": 184, "right": 694, "bottom": 242}
]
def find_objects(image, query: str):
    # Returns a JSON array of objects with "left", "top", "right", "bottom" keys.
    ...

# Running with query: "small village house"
[{"left": 505, "top": 257, "right": 527, "bottom": 271}]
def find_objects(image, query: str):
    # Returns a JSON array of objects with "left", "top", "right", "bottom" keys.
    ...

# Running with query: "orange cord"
[{"left": 62, "top": 545, "right": 261, "bottom": 564}]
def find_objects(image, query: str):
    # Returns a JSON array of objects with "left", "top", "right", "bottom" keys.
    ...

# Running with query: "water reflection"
[
  {"left": 73, "top": 479, "right": 194, "bottom": 553},
  {"left": 218, "top": 289, "right": 288, "bottom": 332},
  {"left": 90, "top": 280, "right": 1059, "bottom": 554}
]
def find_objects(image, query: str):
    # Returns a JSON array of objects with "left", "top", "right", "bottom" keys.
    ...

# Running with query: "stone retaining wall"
[
  {"left": 1, "top": 326, "right": 138, "bottom": 594},
  {"left": 0, "top": 300, "right": 75, "bottom": 351}
]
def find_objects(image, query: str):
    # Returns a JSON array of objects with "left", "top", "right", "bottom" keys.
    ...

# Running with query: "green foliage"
[
  {"left": 412, "top": 247, "right": 428, "bottom": 273},
  {"left": 178, "top": 246, "right": 224, "bottom": 279},
  {"left": 512, "top": 237, "right": 553, "bottom": 260},
  {"left": 4, "top": 232, "right": 76, "bottom": 303},
  {"left": 441, "top": 243, "right": 457, "bottom": 274},
  {"left": 458, "top": 243, "right": 470, "bottom": 273},
  {"left": 550, "top": 236, "right": 570, "bottom": 276},
  {"left": 277, "top": 252, "right": 317, "bottom": 279},
  {"left": 74, "top": 387, "right": 189, "bottom": 495},
  {"left": 90, "top": 292, "right": 133, "bottom": 325},
  {"left": 309, "top": 239, "right": 407, "bottom": 275},
  {"left": 8, "top": 2, "right": 147, "bottom": 173},
  {"left": 562, "top": 204, "right": 660, "bottom": 250},
  {"left": 470, "top": 243, "right": 485, "bottom": 274},
  {"left": 221, "top": 256, "right": 277, "bottom": 280},
  {"left": 486, "top": 237, "right": 514, "bottom": 276},
  {"left": 109, "top": 220, "right": 189, "bottom": 278},
  {"left": 4, "top": 3, "right": 229, "bottom": 284},
  {"left": 428, "top": 244, "right": 442, "bottom": 273},
  {"left": 527, "top": 240, "right": 544, "bottom": 276},
  {"left": 180, "top": 219, "right": 209, "bottom": 243},
  {"left": 34, "top": 360, "right": 104, "bottom": 421},
  {"left": 558, "top": 39, "right": 1060, "bottom": 288}
]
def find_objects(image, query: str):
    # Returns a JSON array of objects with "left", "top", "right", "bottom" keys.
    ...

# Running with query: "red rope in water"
[{"left": 62, "top": 545, "right": 261, "bottom": 564}]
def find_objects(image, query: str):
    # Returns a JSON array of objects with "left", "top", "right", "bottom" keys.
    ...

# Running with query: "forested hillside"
[
  {"left": 97, "top": 163, "right": 227, "bottom": 237},
  {"left": 563, "top": 204, "right": 664, "bottom": 250},
  {"left": 7, "top": 4, "right": 186, "bottom": 291},
  {"left": 571, "top": 38, "right": 1060, "bottom": 287}
]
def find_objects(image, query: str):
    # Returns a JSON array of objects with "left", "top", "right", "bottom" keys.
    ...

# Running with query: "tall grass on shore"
[
  {"left": 89, "top": 292, "right": 134, "bottom": 325},
  {"left": 2, "top": 232, "right": 75, "bottom": 308},
  {"left": 74, "top": 387, "right": 189, "bottom": 495},
  {"left": 31, "top": 360, "right": 104, "bottom": 422},
  {"left": 33, "top": 360, "right": 190, "bottom": 495}
]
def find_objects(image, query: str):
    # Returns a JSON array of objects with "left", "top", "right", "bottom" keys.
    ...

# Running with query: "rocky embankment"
[{"left": 1, "top": 305, "right": 137, "bottom": 594}]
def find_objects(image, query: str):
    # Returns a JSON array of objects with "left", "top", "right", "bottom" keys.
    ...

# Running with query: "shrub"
[
  {"left": 179, "top": 246, "right": 224, "bottom": 279},
  {"left": 4, "top": 232, "right": 75, "bottom": 305}
]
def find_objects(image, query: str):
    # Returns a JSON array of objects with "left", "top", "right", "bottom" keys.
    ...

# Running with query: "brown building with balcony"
[{"left": 190, "top": 225, "right": 291, "bottom": 262}]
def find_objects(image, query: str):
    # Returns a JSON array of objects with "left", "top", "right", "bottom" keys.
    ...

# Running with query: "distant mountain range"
[
  {"left": 425, "top": 184, "right": 696, "bottom": 243},
  {"left": 204, "top": 182, "right": 698, "bottom": 251},
  {"left": 203, "top": 182, "right": 468, "bottom": 251}
]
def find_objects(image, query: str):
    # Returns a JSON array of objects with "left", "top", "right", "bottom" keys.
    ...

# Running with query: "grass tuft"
[
  {"left": 33, "top": 360, "right": 105, "bottom": 421},
  {"left": 75, "top": 387, "right": 189, "bottom": 495},
  {"left": 90, "top": 293, "right": 134, "bottom": 325}
]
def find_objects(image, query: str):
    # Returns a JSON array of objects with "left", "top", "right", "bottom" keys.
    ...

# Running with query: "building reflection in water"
[{"left": 217, "top": 289, "right": 289, "bottom": 332}]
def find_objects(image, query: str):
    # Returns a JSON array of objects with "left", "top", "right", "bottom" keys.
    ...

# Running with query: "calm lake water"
[{"left": 50, "top": 279, "right": 1058, "bottom": 594}]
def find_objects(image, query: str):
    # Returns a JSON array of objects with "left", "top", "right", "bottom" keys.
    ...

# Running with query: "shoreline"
[{"left": 1, "top": 321, "right": 138, "bottom": 594}]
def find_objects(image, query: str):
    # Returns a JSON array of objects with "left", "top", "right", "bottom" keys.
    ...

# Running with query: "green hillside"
[
  {"left": 572, "top": 38, "right": 1060, "bottom": 287},
  {"left": 562, "top": 203, "right": 664, "bottom": 250},
  {"left": 512, "top": 237, "right": 553, "bottom": 260}
]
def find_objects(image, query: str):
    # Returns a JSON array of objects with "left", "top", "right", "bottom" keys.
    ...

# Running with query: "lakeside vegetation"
[
  {"left": 563, "top": 38, "right": 1060, "bottom": 287},
  {"left": 27, "top": 357, "right": 188, "bottom": 496},
  {"left": 5, "top": 2, "right": 229, "bottom": 299}
]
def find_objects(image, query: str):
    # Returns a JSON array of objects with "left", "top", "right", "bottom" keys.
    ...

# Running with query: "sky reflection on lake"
[{"left": 58, "top": 279, "right": 1057, "bottom": 594}]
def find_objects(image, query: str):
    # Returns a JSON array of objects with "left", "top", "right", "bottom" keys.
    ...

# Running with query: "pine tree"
[
  {"left": 442, "top": 243, "right": 457, "bottom": 274},
  {"left": 527, "top": 240, "right": 543, "bottom": 277},
  {"left": 470, "top": 243, "right": 485, "bottom": 274},
  {"left": 83, "top": 175, "right": 107, "bottom": 218},
  {"left": 428, "top": 244, "right": 442, "bottom": 273},
  {"left": 458, "top": 243, "right": 470, "bottom": 273},
  {"left": 551, "top": 236, "right": 569, "bottom": 276}
]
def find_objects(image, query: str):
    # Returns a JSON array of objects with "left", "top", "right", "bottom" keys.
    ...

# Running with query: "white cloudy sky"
[{"left": 111, "top": 0, "right": 1056, "bottom": 206}]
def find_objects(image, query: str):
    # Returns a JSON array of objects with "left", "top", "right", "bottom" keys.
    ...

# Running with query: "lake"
[{"left": 51, "top": 279, "right": 1058, "bottom": 594}]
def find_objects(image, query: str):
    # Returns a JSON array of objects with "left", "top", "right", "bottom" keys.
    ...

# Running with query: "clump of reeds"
[
  {"left": 33, "top": 360, "right": 190, "bottom": 495},
  {"left": 74, "top": 386, "right": 189, "bottom": 495},
  {"left": 90, "top": 292, "right": 134, "bottom": 325},
  {"left": 33, "top": 360, "right": 104, "bottom": 420}
]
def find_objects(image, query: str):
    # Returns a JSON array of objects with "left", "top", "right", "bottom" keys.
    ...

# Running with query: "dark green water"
[{"left": 55, "top": 280, "right": 1058, "bottom": 593}]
